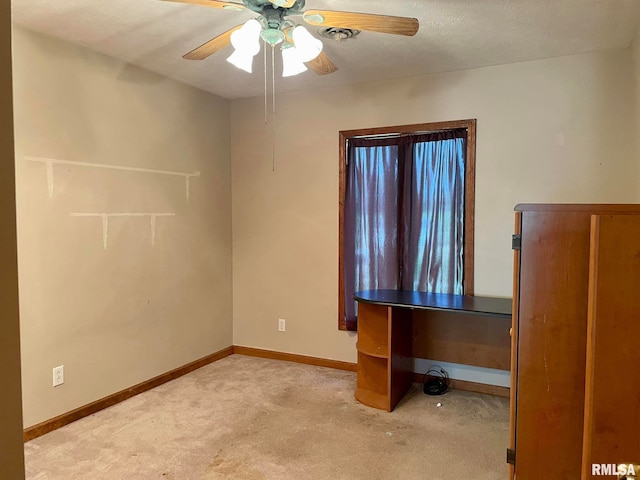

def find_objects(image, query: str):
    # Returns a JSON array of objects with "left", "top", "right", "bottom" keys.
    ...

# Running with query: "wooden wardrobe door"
[
  {"left": 581, "top": 214, "right": 640, "bottom": 478},
  {"left": 508, "top": 212, "right": 521, "bottom": 480},
  {"left": 515, "top": 210, "right": 591, "bottom": 479}
]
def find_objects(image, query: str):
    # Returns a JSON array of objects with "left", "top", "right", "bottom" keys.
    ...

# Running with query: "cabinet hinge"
[
  {"left": 512, "top": 234, "right": 521, "bottom": 250},
  {"left": 506, "top": 448, "right": 516, "bottom": 465}
]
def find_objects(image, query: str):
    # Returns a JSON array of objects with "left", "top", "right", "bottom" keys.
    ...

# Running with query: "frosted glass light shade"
[
  {"left": 231, "top": 19, "right": 262, "bottom": 53},
  {"left": 282, "top": 46, "right": 308, "bottom": 77},
  {"left": 227, "top": 49, "right": 255, "bottom": 73},
  {"left": 226, "top": 19, "right": 262, "bottom": 72},
  {"left": 291, "top": 25, "right": 322, "bottom": 62}
]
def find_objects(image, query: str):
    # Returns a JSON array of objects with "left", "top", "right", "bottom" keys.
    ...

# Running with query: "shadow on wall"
[
  {"left": 116, "top": 63, "right": 166, "bottom": 85},
  {"left": 548, "top": 52, "right": 636, "bottom": 201}
]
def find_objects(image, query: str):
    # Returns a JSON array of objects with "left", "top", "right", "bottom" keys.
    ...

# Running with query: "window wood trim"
[{"left": 338, "top": 119, "right": 477, "bottom": 330}]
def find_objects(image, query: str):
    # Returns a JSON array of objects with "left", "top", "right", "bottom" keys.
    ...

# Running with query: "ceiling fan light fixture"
[
  {"left": 229, "top": 19, "right": 262, "bottom": 52},
  {"left": 226, "top": 49, "right": 255, "bottom": 73},
  {"left": 281, "top": 44, "right": 308, "bottom": 77},
  {"left": 226, "top": 19, "right": 262, "bottom": 72},
  {"left": 291, "top": 25, "right": 322, "bottom": 62}
]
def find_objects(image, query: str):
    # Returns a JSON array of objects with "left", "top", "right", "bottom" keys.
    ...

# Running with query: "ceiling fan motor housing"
[{"left": 244, "top": 0, "right": 305, "bottom": 14}]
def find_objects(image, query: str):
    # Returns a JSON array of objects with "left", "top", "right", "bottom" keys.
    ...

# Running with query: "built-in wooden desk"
[{"left": 354, "top": 289, "right": 512, "bottom": 411}]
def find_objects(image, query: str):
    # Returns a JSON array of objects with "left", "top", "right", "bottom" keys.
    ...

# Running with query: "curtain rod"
[{"left": 350, "top": 128, "right": 467, "bottom": 140}]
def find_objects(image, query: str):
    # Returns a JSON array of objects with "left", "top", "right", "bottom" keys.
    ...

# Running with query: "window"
[{"left": 338, "top": 120, "right": 476, "bottom": 330}]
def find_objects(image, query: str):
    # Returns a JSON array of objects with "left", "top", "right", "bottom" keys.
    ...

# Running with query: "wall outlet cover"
[{"left": 53, "top": 365, "right": 64, "bottom": 387}]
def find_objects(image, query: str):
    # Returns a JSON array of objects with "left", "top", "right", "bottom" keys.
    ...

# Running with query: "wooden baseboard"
[
  {"left": 413, "top": 373, "right": 510, "bottom": 398},
  {"left": 233, "top": 346, "right": 358, "bottom": 372},
  {"left": 23, "top": 346, "right": 234, "bottom": 442},
  {"left": 24, "top": 345, "right": 507, "bottom": 442}
]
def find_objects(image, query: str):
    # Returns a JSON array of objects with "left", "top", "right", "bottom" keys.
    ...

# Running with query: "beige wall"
[
  {"left": 13, "top": 28, "right": 232, "bottom": 427},
  {"left": 634, "top": 30, "right": 640, "bottom": 195},
  {"left": 0, "top": 2, "right": 26, "bottom": 479},
  {"left": 231, "top": 49, "right": 637, "bottom": 364}
]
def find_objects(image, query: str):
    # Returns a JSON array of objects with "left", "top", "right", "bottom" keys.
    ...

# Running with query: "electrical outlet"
[
  {"left": 53, "top": 365, "right": 64, "bottom": 387},
  {"left": 278, "top": 318, "right": 286, "bottom": 332}
]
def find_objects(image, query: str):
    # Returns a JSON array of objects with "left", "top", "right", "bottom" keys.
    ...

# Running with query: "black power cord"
[{"left": 422, "top": 366, "right": 450, "bottom": 395}]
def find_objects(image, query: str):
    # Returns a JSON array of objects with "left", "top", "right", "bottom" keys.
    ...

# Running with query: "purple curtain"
[
  {"left": 343, "top": 131, "right": 466, "bottom": 330},
  {"left": 343, "top": 145, "right": 400, "bottom": 331},
  {"left": 401, "top": 138, "right": 465, "bottom": 294}
]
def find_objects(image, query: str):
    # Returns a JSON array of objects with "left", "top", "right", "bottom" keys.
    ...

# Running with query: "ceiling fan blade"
[
  {"left": 162, "top": 0, "right": 245, "bottom": 11},
  {"left": 268, "top": 0, "right": 297, "bottom": 7},
  {"left": 306, "top": 51, "right": 337, "bottom": 75},
  {"left": 303, "top": 10, "right": 419, "bottom": 36},
  {"left": 183, "top": 25, "right": 243, "bottom": 60}
]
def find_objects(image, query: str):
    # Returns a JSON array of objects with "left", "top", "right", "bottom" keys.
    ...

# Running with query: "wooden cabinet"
[{"left": 510, "top": 204, "right": 640, "bottom": 480}]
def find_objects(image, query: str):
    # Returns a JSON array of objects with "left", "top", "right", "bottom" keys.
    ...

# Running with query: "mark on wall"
[
  {"left": 70, "top": 212, "right": 176, "bottom": 249},
  {"left": 25, "top": 156, "right": 200, "bottom": 202}
]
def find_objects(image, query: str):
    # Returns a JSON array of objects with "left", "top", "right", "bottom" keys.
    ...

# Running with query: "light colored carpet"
[{"left": 25, "top": 355, "right": 509, "bottom": 480}]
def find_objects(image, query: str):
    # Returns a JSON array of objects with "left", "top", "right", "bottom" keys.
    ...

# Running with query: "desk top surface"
[{"left": 354, "top": 290, "right": 512, "bottom": 318}]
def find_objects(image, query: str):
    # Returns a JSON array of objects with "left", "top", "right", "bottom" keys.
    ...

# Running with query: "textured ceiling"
[{"left": 11, "top": 0, "right": 640, "bottom": 99}]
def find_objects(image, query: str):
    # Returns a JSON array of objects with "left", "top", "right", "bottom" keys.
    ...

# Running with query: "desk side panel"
[{"left": 389, "top": 307, "right": 413, "bottom": 410}]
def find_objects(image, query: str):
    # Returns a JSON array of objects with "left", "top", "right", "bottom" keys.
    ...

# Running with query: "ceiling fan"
[{"left": 162, "top": 0, "right": 419, "bottom": 77}]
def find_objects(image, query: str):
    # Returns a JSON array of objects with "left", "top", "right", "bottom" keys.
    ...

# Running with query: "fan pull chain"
[
  {"left": 271, "top": 43, "right": 276, "bottom": 172},
  {"left": 271, "top": 43, "right": 276, "bottom": 119},
  {"left": 263, "top": 42, "right": 268, "bottom": 125}
]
